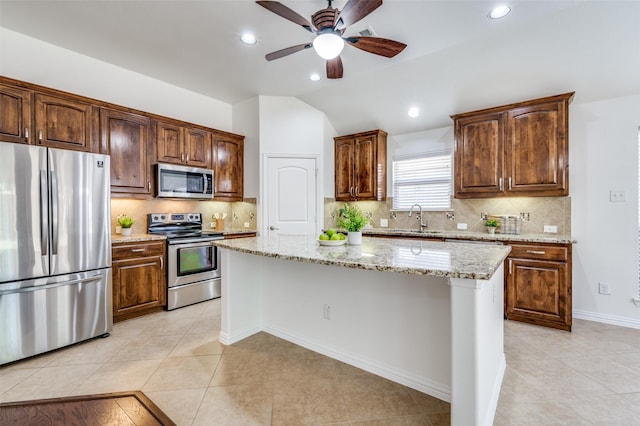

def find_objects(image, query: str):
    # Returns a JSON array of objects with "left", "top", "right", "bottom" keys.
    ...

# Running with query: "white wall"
[
  {"left": 571, "top": 94, "right": 640, "bottom": 327},
  {"left": 0, "top": 27, "right": 232, "bottom": 131},
  {"left": 232, "top": 97, "right": 260, "bottom": 198}
]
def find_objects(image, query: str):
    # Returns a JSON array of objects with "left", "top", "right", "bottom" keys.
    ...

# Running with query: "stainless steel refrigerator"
[{"left": 0, "top": 142, "right": 112, "bottom": 365}]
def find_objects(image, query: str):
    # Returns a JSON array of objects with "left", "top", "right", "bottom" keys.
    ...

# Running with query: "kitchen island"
[{"left": 213, "top": 235, "right": 511, "bottom": 426}]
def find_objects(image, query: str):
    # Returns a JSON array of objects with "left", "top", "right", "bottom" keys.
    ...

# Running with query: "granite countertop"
[
  {"left": 362, "top": 228, "right": 576, "bottom": 244},
  {"left": 111, "top": 234, "right": 167, "bottom": 243},
  {"left": 221, "top": 229, "right": 257, "bottom": 236},
  {"left": 213, "top": 234, "right": 511, "bottom": 280}
]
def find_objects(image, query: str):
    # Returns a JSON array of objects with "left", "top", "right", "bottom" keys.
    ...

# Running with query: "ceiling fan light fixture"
[
  {"left": 312, "top": 33, "right": 344, "bottom": 60},
  {"left": 241, "top": 32, "right": 257, "bottom": 45}
]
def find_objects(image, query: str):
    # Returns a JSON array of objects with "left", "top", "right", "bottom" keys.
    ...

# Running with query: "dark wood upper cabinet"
[
  {"left": 452, "top": 92, "right": 574, "bottom": 198},
  {"left": 0, "top": 84, "right": 32, "bottom": 144},
  {"left": 212, "top": 131, "right": 244, "bottom": 201},
  {"left": 34, "top": 93, "right": 96, "bottom": 152},
  {"left": 1, "top": 82, "right": 97, "bottom": 151},
  {"left": 334, "top": 129, "right": 387, "bottom": 201},
  {"left": 156, "top": 120, "right": 212, "bottom": 168},
  {"left": 100, "top": 108, "right": 153, "bottom": 198}
]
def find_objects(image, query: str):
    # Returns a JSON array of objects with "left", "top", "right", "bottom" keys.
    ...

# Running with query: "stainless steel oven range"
[{"left": 147, "top": 213, "right": 223, "bottom": 310}]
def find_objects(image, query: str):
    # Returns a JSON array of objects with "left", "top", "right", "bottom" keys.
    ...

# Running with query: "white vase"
[
  {"left": 487, "top": 227, "right": 496, "bottom": 235},
  {"left": 121, "top": 227, "right": 132, "bottom": 236},
  {"left": 347, "top": 231, "right": 362, "bottom": 245}
]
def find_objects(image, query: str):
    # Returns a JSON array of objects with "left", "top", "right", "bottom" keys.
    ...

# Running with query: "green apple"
[
  {"left": 330, "top": 233, "right": 341, "bottom": 240},
  {"left": 326, "top": 229, "right": 336, "bottom": 238},
  {"left": 338, "top": 233, "right": 346, "bottom": 240},
  {"left": 319, "top": 233, "right": 329, "bottom": 240}
]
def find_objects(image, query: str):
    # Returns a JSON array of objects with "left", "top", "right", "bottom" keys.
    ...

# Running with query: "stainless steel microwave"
[{"left": 156, "top": 163, "right": 214, "bottom": 199}]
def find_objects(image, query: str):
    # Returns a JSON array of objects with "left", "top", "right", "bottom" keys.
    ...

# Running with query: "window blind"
[{"left": 392, "top": 151, "right": 452, "bottom": 211}]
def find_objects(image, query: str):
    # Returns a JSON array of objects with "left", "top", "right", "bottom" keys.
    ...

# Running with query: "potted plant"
[
  {"left": 117, "top": 214, "right": 135, "bottom": 236},
  {"left": 485, "top": 219, "right": 498, "bottom": 235},
  {"left": 337, "top": 203, "right": 368, "bottom": 245}
]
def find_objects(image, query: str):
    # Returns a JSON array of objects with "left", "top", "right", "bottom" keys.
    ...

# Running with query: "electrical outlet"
[
  {"left": 599, "top": 282, "right": 611, "bottom": 295},
  {"left": 323, "top": 304, "right": 331, "bottom": 320},
  {"left": 457, "top": 223, "right": 468, "bottom": 230},
  {"left": 116, "top": 226, "right": 122, "bottom": 234},
  {"left": 210, "top": 222, "right": 216, "bottom": 228},
  {"left": 244, "top": 222, "right": 250, "bottom": 228},
  {"left": 380, "top": 218, "right": 388, "bottom": 227},
  {"left": 610, "top": 190, "right": 627, "bottom": 202},
  {"left": 544, "top": 225, "right": 558, "bottom": 233}
]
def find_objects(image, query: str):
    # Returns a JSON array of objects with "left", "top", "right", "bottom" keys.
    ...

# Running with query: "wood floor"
[{"left": 0, "top": 391, "right": 176, "bottom": 426}]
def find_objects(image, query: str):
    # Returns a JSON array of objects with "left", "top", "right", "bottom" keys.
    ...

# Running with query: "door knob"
[{"left": 269, "top": 226, "right": 279, "bottom": 231}]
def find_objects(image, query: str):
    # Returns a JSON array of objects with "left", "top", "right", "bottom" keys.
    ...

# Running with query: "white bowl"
[{"left": 318, "top": 239, "right": 346, "bottom": 246}]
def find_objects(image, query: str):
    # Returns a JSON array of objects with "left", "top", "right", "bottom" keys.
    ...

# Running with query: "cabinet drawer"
[
  {"left": 112, "top": 241, "right": 165, "bottom": 260},
  {"left": 508, "top": 244, "right": 568, "bottom": 261}
]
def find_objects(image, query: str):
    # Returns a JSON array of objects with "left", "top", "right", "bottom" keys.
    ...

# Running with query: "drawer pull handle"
[
  {"left": 526, "top": 250, "right": 546, "bottom": 255},
  {"left": 131, "top": 248, "right": 146, "bottom": 253},
  {"left": 160, "top": 256, "right": 164, "bottom": 270}
]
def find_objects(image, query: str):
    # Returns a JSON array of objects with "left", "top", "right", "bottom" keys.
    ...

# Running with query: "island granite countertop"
[
  {"left": 361, "top": 228, "right": 576, "bottom": 244},
  {"left": 213, "top": 234, "right": 511, "bottom": 280}
]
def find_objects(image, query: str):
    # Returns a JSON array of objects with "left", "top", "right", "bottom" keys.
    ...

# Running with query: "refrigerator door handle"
[
  {"left": 0, "top": 275, "right": 103, "bottom": 296},
  {"left": 50, "top": 170, "right": 59, "bottom": 255},
  {"left": 39, "top": 170, "right": 49, "bottom": 256}
]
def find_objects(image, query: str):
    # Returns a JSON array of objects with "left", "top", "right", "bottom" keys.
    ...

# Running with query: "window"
[{"left": 392, "top": 151, "right": 452, "bottom": 211}]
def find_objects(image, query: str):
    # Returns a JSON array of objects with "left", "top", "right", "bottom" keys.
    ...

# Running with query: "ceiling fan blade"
[
  {"left": 334, "top": 0, "right": 383, "bottom": 30},
  {"left": 256, "top": 1, "right": 315, "bottom": 32},
  {"left": 265, "top": 43, "right": 313, "bottom": 61},
  {"left": 326, "top": 56, "right": 344, "bottom": 79},
  {"left": 345, "top": 36, "right": 407, "bottom": 58}
]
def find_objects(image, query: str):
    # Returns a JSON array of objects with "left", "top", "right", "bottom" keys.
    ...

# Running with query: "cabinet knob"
[
  {"left": 38, "top": 130, "right": 43, "bottom": 145},
  {"left": 181, "top": 152, "right": 185, "bottom": 162},
  {"left": 186, "top": 153, "right": 190, "bottom": 163},
  {"left": 499, "top": 177, "right": 503, "bottom": 191},
  {"left": 25, "top": 128, "right": 29, "bottom": 143},
  {"left": 160, "top": 256, "right": 164, "bottom": 270}
]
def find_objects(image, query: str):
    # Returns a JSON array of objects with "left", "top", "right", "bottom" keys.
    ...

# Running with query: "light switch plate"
[
  {"left": 544, "top": 225, "right": 558, "bottom": 233},
  {"left": 380, "top": 218, "right": 388, "bottom": 227},
  {"left": 457, "top": 223, "right": 468, "bottom": 230}
]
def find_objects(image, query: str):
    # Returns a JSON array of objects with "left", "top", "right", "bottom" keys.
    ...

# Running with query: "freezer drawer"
[{"left": 0, "top": 269, "right": 112, "bottom": 365}]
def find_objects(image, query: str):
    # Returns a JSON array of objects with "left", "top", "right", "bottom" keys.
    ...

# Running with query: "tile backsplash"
[
  {"left": 324, "top": 197, "right": 571, "bottom": 235},
  {"left": 110, "top": 198, "right": 257, "bottom": 235}
]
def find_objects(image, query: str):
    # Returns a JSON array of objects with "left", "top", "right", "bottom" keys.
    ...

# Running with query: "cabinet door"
[
  {"left": 506, "top": 258, "right": 570, "bottom": 330},
  {"left": 334, "top": 137, "right": 354, "bottom": 201},
  {"left": 354, "top": 134, "right": 377, "bottom": 199},
  {"left": 156, "top": 120, "right": 184, "bottom": 164},
  {"left": 213, "top": 133, "right": 244, "bottom": 200},
  {"left": 112, "top": 256, "right": 165, "bottom": 319},
  {"left": 505, "top": 101, "right": 568, "bottom": 196},
  {"left": 454, "top": 112, "right": 504, "bottom": 198},
  {"left": 0, "top": 84, "right": 32, "bottom": 144},
  {"left": 34, "top": 92, "right": 95, "bottom": 152},
  {"left": 184, "top": 127, "right": 212, "bottom": 168},
  {"left": 100, "top": 108, "right": 153, "bottom": 197}
]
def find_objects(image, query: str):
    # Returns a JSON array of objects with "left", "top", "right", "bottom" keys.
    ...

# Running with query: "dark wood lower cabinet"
[
  {"left": 112, "top": 240, "right": 166, "bottom": 322},
  {"left": 505, "top": 243, "right": 572, "bottom": 331}
]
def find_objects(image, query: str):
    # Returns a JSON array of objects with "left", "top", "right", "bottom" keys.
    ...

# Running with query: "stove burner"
[{"left": 147, "top": 213, "right": 224, "bottom": 242}]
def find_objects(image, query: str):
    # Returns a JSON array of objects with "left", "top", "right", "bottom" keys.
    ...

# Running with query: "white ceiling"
[{"left": 1, "top": 0, "right": 639, "bottom": 135}]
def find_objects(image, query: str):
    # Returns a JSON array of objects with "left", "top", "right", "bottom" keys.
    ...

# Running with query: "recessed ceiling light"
[
  {"left": 408, "top": 107, "right": 420, "bottom": 118},
  {"left": 489, "top": 5, "right": 511, "bottom": 19},
  {"left": 241, "top": 33, "right": 257, "bottom": 45},
  {"left": 309, "top": 73, "right": 321, "bottom": 81}
]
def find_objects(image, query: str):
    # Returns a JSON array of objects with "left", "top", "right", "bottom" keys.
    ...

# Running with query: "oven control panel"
[{"left": 149, "top": 213, "right": 202, "bottom": 224}]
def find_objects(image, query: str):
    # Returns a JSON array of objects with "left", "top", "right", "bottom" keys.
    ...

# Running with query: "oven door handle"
[{"left": 170, "top": 240, "right": 217, "bottom": 249}]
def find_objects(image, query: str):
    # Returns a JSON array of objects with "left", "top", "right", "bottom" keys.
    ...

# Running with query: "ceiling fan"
[{"left": 256, "top": 0, "right": 407, "bottom": 79}]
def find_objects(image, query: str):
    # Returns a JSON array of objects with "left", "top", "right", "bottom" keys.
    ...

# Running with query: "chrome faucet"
[{"left": 408, "top": 204, "right": 428, "bottom": 232}]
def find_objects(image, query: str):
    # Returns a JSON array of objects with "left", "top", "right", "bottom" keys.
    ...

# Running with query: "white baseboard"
[
  {"left": 219, "top": 325, "right": 261, "bottom": 345},
  {"left": 263, "top": 323, "right": 451, "bottom": 402},
  {"left": 573, "top": 310, "right": 640, "bottom": 329}
]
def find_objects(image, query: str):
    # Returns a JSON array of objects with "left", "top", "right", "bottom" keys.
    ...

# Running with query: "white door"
[{"left": 265, "top": 156, "right": 318, "bottom": 235}]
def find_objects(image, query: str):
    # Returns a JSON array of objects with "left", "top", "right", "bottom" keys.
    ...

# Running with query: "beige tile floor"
[{"left": 1, "top": 299, "right": 639, "bottom": 425}]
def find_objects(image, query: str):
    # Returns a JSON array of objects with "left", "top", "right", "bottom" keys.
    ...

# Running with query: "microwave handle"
[{"left": 203, "top": 173, "right": 208, "bottom": 194}]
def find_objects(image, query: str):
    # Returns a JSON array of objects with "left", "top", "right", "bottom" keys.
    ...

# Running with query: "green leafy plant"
[
  {"left": 117, "top": 214, "right": 135, "bottom": 228},
  {"left": 485, "top": 219, "right": 498, "bottom": 228},
  {"left": 336, "top": 204, "right": 368, "bottom": 232}
]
